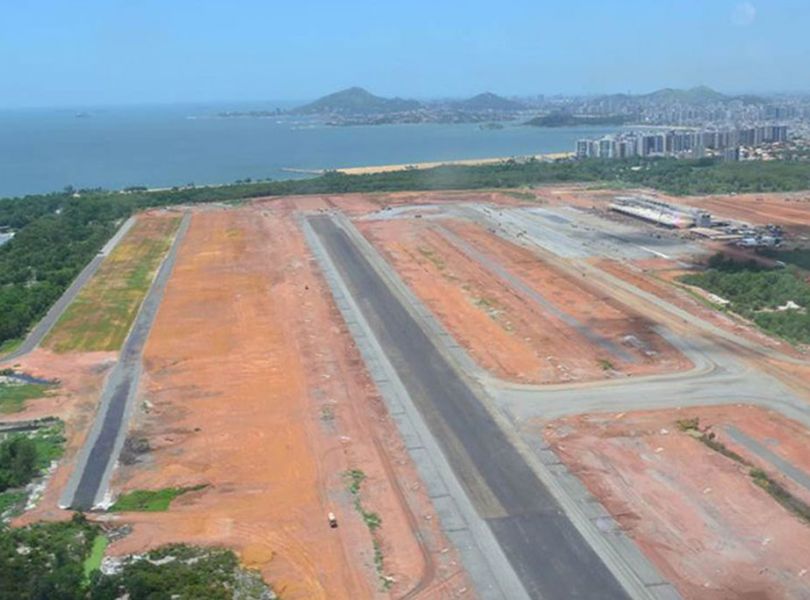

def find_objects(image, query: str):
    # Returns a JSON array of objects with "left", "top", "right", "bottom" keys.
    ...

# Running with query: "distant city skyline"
[{"left": 2, "top": 0, "right": 809, "bottom": 108}]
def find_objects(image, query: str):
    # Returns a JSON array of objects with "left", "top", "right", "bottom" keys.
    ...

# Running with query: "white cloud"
[{"left": 732, "top": 2, "right": 757, "bottom": 26}]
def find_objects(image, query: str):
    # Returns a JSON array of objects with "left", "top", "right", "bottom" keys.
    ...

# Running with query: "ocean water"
[{"left": 0, "top": 103, "right": 619, "bottom": 198}]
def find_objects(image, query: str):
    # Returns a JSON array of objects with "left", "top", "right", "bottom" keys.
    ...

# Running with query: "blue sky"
[{"left": 1, "top": 0, "right": 808, "bottom": 107}]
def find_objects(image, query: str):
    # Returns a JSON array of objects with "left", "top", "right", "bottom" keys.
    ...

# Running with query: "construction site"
[{"left": 3, "top": 186, "right": 810, "bottom": 599}]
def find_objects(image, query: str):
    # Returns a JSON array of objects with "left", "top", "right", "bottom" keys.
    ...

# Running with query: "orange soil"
[
  {"left": 360, "top": 217, "right": 688, "bottom": 384},
  {"left": 1, "top": 348, "right": 116, "bottom": 524},
  {"left": 542, "top": 406, "right": 810, "bottom": 600},
  {"left": 675, "top": 192, "right": 810, "bottom": 232},
  {"left": 252, "top": 190, "right": 528, "bottom": 219},
  {"left": 109, "top": 205, "right": 471, "bottom": 599}
]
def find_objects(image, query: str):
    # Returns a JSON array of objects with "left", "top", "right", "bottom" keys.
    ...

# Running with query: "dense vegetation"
[
  {"left": 762, "top": 248, "right": 810, "bottom": 271},
  {"left": 681, "top": 254, "right": 810, "bottom": 344},
  {"left": 525, "top": 112, "right": 632, "bottom": 127},
  {"left": 2, "top": 158, "right": 810, "bottom": 348},
  {"left": 0, "top": 437, "right": 37, "bottom": 492},
  {"left": 0, "top": 517, "right": 274, "bottom": 600},
  {"left": 0, "top": 514, "right": 98, "bottom": 599},
  {"left": 0, "top": 422, "right": 66, "bottom": 517},
  {"left": 91, "top": 544, "right": 273, "bottom": 600}
]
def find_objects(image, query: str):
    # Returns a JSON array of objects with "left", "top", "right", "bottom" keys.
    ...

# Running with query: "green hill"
[
  {"left": 526, "top": 112, "right": 632, "bottom": 127},
  {"left": 453, "top": 92, "right": 525, "bottom": 111},
  {"left": 292, "top": 87, "right": 421, "bottom": 115},
  {"left": 642, "top": 85, "right": 728, "bottom": 104}
]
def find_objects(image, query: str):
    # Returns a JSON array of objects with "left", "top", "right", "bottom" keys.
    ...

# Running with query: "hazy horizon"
[{"left": 3, "top": 0, "right": 809, "bottom": 109}]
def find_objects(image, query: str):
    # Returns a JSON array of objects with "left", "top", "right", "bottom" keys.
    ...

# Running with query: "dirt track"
[{"left": 107, "top": 205, "right": 469, "bottom": 599}]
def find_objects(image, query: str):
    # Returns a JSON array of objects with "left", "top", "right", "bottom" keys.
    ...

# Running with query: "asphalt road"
[
  {"left": 3, "top": 216, "right": 136, "bottom": 362},
  {"left": 309, "top": 215, "right": 629, "bottom": 600},
  {"left": 62, "top": 212, "right": 191, "bottom": 510}
]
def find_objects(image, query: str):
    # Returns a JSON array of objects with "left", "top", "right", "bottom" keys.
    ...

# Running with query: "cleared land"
[
  {"left": 542, "top": 407, "right": 810, "bottom": 599},
  {"left": 44, "top": 212, "right": 181, "bottom": 353},
  {"left": 359, "top": 217, "right": 688, "bottom": 383},
  {"left": 678, "top": 192, "right": 810, "bottom": 232},
  {"left": 7, "top": 187, "right": 810, "bottom": 600},
  {"left": 107, "top": 206, "right": 468, "bottom": 599}
]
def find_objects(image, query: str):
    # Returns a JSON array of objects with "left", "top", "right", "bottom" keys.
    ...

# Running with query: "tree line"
[{"left": 2, "top": 158, "right": 810, "bottom": 347}]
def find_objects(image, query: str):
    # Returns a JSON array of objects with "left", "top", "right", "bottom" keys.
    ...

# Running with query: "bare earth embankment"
[{"left": 106, "top": 205, "right": 470, "bottom": 599}]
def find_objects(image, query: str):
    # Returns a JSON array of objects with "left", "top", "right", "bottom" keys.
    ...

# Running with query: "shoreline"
[
  {"left": 334, "top": 152, "right": 573, "bottom": 175},
  {"left": 278, "top": 151, "right": 574, "bottom": 178}
]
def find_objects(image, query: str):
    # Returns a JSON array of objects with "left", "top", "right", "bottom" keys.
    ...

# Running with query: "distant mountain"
[
  {"left": 452, "top": 92, "right": 525, "bottom": 111},
  {"left": 292, "top": 87, "right": 422, "bottom": 115},
  {"left": 641, "top": 85, "right": 728, "bottom": 104},
  {"left": 595, "top": 86, "right": 733, "bottom": 106}
]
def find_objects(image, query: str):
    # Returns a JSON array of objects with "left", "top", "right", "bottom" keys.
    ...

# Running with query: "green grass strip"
[
  {"left": 83, "top": 535, "right": 108, "bottom": 579},
  {"left": 750, "top": 468, "right": 810, "bottom": 525},
  {"left": 0, "top": 383, "right": 52, "bottom": 414},
  {"left": 110, "top": 485, "right": 206, "bottom": 512}
]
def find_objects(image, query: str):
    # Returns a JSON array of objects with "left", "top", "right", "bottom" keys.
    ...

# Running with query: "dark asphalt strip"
[
  {"left": 68, "top": 213, "right": 190, "bottom": 510},
  {"left": 309, "top": 215, "right": 629, "bottom": 600}
]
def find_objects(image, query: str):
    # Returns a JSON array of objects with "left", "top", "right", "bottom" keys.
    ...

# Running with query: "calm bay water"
[{"left": 0, "top": 103, "right": 619, "bottom": 198}]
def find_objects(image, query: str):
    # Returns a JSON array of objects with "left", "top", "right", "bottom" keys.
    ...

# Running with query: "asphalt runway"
[
  {"left": 62, "top": 213, "right": 191, "bottom": 510},
  {"left": 309, "top": 215, "right": 629, "bottom": 599}
]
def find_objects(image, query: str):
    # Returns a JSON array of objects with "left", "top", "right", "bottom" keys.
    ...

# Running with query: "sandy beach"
[{"left": 333, "top": 152, "right": 573, "bottom": 175}]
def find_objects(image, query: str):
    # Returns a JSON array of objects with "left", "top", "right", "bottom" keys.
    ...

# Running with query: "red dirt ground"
[
  {"left": 359, "top": 216, "right": 689, "bottom": 384},
  {"left": 107, "top": 205, "right": 471, "bottom": 599},
  {"left": 541, "top": 406, "right": 810, "bottom": 599},
  {"left": 544, "top": 186, "right": 810, "bottom": 234},
  {"left": 1, "top": 349, "right": 116, "bottom": 524},
  {"left": 675, "top": 192, "right": 810, "bottom": 233},
  {"left": 278, "top": 190, "right": 529, "bottom": 218}
]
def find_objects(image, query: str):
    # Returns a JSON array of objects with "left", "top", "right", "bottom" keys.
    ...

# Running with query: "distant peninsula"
[{"left": 525, "top": 112, "right": 633, "bottom": 127}]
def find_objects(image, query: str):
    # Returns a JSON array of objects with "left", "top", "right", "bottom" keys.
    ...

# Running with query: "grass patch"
[
  {"left": 678, "top": 417, "right": 810, "bottom": 526},
  {"left": 0, "top": 382, "right": 53, "bottom": 413},
  {"left": 83, "top": 535, "right": 108, "bottom": 579},
  {"left": 373, "top": 539, "right": 394, "bottom": 591},
  {"left": 675, "top": 417, "right": 749, "bottom": 464},
  {"left": 109, "top": 484, "right": 206, "bottom": 512},
  {"left": 343, "top": 469, "right": 366, "bottom": 495},
  {"left": 44, "top": 215, "right": 181, "bottom": 353},
  {"left": 503, "top": 189, "right": 537, "bottom": 201},
  {"left": 597, "top": 358, "right": 615, "bottom": 371},
  {"left": 30, "top": 422, "right": 67, "bottom": 469},
  {"left": 0, "top": 337, "right": 22, "bottom": 355},
  {"left": 750, "top": 468, "right": 810, "bottom": 525},
  {"left": 344, "top": 468, "right": 391, "bottom": 589},
  {"left": 675, "top": 417, "right": 701, "bottom": 432},
  {"left": 417, "top": 246, "right": 446, "bottom": 271},
  {"left": 0, "top": 489, "right": 26, "bottom": 516}
]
